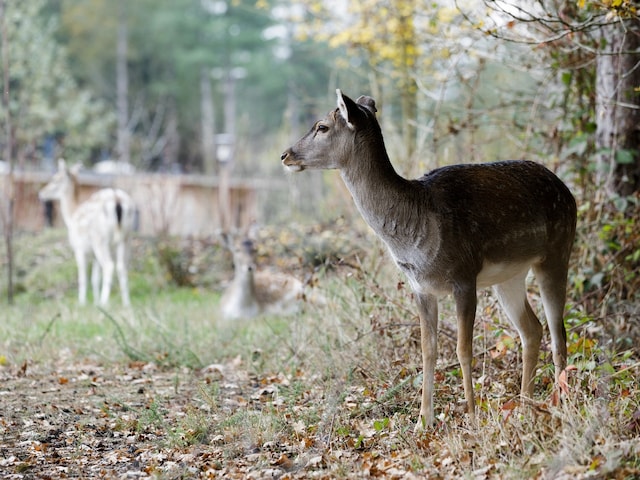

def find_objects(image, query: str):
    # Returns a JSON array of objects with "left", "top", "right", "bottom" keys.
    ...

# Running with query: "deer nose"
[{"left": 280, "top": 151, "right": 289, "bottom": 161}]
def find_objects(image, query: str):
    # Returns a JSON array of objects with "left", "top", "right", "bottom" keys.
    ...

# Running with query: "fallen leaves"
[{"left": 1, "top": 344, "right": 639, "bottom": 479}]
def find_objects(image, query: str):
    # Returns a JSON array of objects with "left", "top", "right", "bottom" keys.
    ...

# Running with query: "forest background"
[
  {"left": 0, "top": 0, "right": 639, "bottom": 477},
  {"left": 3, "top": 0, "right": 635, "bottom": 312},
  {"left": 0, "top": 0, "right": 638, "bottom": 392}
]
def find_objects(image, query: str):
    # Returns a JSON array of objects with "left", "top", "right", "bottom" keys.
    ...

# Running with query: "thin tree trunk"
[
  {"left": 595, "top": 19, "right": 640, "bottom": 196},
  {"left": 116, "top": 2, "right": 130, "bottom": 164},
  {"left": 164, "top": 97, "right": 179, "bottom": 169},
  {"left": 1, "top": 0, "right": 14, "bottom": 304},
  {"left": 200, "top": 68, "right": 216, "bottom": 174}
]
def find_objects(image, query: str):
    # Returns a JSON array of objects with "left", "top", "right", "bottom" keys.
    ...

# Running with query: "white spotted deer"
[
  {"left": 219, "top": 233, "right": 307, "bottom": 320},
  {"left": 39, "top": 159, "right": 135, "bottom": 306},
  {"left": 281, "top": 90, "right": 577, "bottom": 430}
]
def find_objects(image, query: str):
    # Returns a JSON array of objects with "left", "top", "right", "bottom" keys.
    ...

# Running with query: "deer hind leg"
[
  {"left": 115, "top": 239, "right": 130, "bottom": 306},
  {"left": 492, "top": 270, "right": 542, "bottom": 398},
  {"left": 414, "top": 292, "right": 438, "bottom": 431},
  {"left": 533, "top": 262, "right": 569, "bottom": 391},
  {"left": 453, "top": 284, "right": 478, "bottom": 423}
]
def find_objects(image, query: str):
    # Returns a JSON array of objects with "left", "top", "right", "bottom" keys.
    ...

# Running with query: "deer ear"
[
  {"left": 336, "top": 89, "right": 357, "bottom": 130},
  {"left": 356, "top": 95, "right": 377, "bottom": 114}
]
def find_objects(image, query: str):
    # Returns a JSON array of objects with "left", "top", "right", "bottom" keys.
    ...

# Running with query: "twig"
[
  {"left": 38, "top": 313, "right": 60, "bottom": 345},
  {"left": 99, "top": 307, "right": 146, "bottom": 362}
]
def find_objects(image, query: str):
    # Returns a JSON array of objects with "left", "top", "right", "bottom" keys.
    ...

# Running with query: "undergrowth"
[{"left": 1, "top": 204, "right": 639, "bottom": 478}]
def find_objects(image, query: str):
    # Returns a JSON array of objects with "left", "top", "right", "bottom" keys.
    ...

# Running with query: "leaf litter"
[{"left": 2, "top": 346, "right": 638, "bottom": 479}]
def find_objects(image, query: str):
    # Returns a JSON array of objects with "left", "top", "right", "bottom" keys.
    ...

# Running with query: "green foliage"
[
  {"left": 578, "top": 0, "right": 638, "bottom": 17},
  {"left": 155, "top": 240, "right": 197, "bottom": 288},
  {"left": 0, "top": 0, "right": 114, "bottom": 162},
  {"left": 570, "top": 193, "right": 640, "bottom": 320}
]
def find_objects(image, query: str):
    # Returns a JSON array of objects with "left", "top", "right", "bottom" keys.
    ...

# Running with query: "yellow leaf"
[{"left": 437, "top": 7, "right": 459, "bottom": 24}]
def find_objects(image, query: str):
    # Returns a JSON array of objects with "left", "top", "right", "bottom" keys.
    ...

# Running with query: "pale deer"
[
  {"left": 220, "top": 234, "right": 308, "bottom": 320},
  {"left": 39, "top": 159, "right": 135, "bottom": 306},
  {"left": 281, "top": 90, "right": 577, "bottom": 430}
]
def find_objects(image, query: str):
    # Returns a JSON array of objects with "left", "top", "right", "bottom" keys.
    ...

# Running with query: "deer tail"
[{"left": 115, "top": 201, "right": 123, "bottom": 227}]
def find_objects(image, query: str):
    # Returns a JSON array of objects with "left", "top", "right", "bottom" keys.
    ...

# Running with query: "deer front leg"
[
  {"left": 91, "top": 259, "right": 101, "bottom": 305},
  {"left": 414, "top": 292, "right": 438, "bottom": 431},
  {"left": 453, "top": 283, "right": 478, "bottom": 424},
  {"left": 75, "top": 250, "right": 88, "bottom": 305}
]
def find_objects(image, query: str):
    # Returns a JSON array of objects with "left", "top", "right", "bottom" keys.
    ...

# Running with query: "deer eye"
[{"left": 316, "top": 124, "right": 329, "bottom": 133}]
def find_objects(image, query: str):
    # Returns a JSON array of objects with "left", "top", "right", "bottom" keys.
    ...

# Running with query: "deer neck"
[
  {"left": 234, "top": 269, "right": 260, "bottom": 309},
  {"left": 340, "top": 145, "right": 414, "bottom": 237},
  {"left": 339, "top": 142, "right": 441, "bottom": 270},
  {"left": 57, "top": 181, "right": 81, "bottom": 229}
]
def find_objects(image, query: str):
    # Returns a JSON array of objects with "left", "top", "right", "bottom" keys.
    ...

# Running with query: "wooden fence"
[{"left": 2, "top": 171, "right": 263, "bottom": 237}]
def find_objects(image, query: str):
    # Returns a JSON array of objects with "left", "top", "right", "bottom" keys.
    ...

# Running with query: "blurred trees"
[
  {"left": 0, "top": 0, "right": 335, "bottom": 173},
  {"left": 0, "top": 0, "right": 636, "bottom": 192},
  {"left": 57, "top": 0, "right": 334, "bottom": 173},
  {"left": 0, "top": 0, "right": 113, "bottom": 168}
]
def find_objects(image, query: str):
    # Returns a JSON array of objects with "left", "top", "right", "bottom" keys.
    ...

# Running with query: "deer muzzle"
[{"left": 280, "top": 150, "right": 304, "bottom": 172}]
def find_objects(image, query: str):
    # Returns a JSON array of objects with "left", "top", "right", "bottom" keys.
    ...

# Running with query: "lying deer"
[
  {"left": 39, "top": 159, "right": 135, "bottom": 306},
  {"left": 220, "top": 234, "right": 307, "bottom": 320},
  {"left": 281, "top": 90, "right": 577, "bottom": 430}
]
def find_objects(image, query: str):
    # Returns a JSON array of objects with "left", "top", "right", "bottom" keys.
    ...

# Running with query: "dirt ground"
[
  {"left": 2, "top": 341, "right": 639, "bottom": 479},
  {"left": 1, "top": 359, "right": 195, "bottom": 478},
  {"left": 1, "top": 355, "right": 306, "bottom": 479}
]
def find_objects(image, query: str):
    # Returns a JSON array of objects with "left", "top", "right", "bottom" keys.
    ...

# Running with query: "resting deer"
[
  {"left": 219, "top": 234, "right": 309, "bottom": 320},
  {"left": 281, "top": 90, "right": 577, "bottom": 430},
  {"left": 39, "top": 159, "right": 135, "bottom": 306}
]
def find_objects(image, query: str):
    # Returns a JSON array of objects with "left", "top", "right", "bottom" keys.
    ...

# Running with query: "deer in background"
[
  {"left": 281, "top": 90, "right": 577, "bottom": 430},
  {"left": 220, "top": 233, "right": 314, "bottom": 320},
  {"left": 39, "top": 159, "right": 136, "bottom": 306}
]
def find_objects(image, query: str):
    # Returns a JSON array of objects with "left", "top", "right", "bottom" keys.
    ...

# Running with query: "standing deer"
[
  {"left": 281, "top": 90, "right": 577, "bottom": 430},
  {"left": 219, "top": 234, "right": 306, "bottom": 320},
  {"left": 39, "top": 159, "right": 135, "bottom": 306}
]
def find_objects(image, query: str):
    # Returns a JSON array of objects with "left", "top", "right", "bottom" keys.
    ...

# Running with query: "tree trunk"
[
  {"left": 399, "top": 11, "right": 417, "bottom": 163},
  {"left": 200, "top": 68, "right": 216, "bottom": 174},
  {"left": 595, "top": 19, "right": 640, "bottom": 196},
  {"left": 1, "top": 0, "right": 14, "bottom": 304},
  {"left": 116, "top": 2, "right": 130, "bottom": 164},
  {"left": 164, "top": 97, "right": 179, "bottom": 170}
]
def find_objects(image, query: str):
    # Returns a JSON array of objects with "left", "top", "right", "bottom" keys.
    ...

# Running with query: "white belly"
[{"left": 476, "top": 259, "right": 537, "bottom": 288}]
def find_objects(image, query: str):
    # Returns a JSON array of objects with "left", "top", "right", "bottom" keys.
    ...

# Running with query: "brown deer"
[
  {"left": 281, "top": 90, "right": 577, "bottom": 430},
  {"left": 39, "top": 159, "right": 135, "bottom": 306},
  {"left": 219, "top": 234, "right": 307, "bottom": 320}
]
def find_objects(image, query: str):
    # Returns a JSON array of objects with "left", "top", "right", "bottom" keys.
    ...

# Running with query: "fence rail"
[{"left": 1, "top": 171, "right": 270, "bottom": 237}]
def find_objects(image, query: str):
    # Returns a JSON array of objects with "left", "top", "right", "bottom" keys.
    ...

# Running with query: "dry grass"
[{"left": 0, "top": 226, "right": 638, "bottom": 478}]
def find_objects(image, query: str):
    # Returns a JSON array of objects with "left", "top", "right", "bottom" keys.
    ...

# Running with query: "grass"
[{"left": 1, "top": 227, "right": 639, "bottom": 478}]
